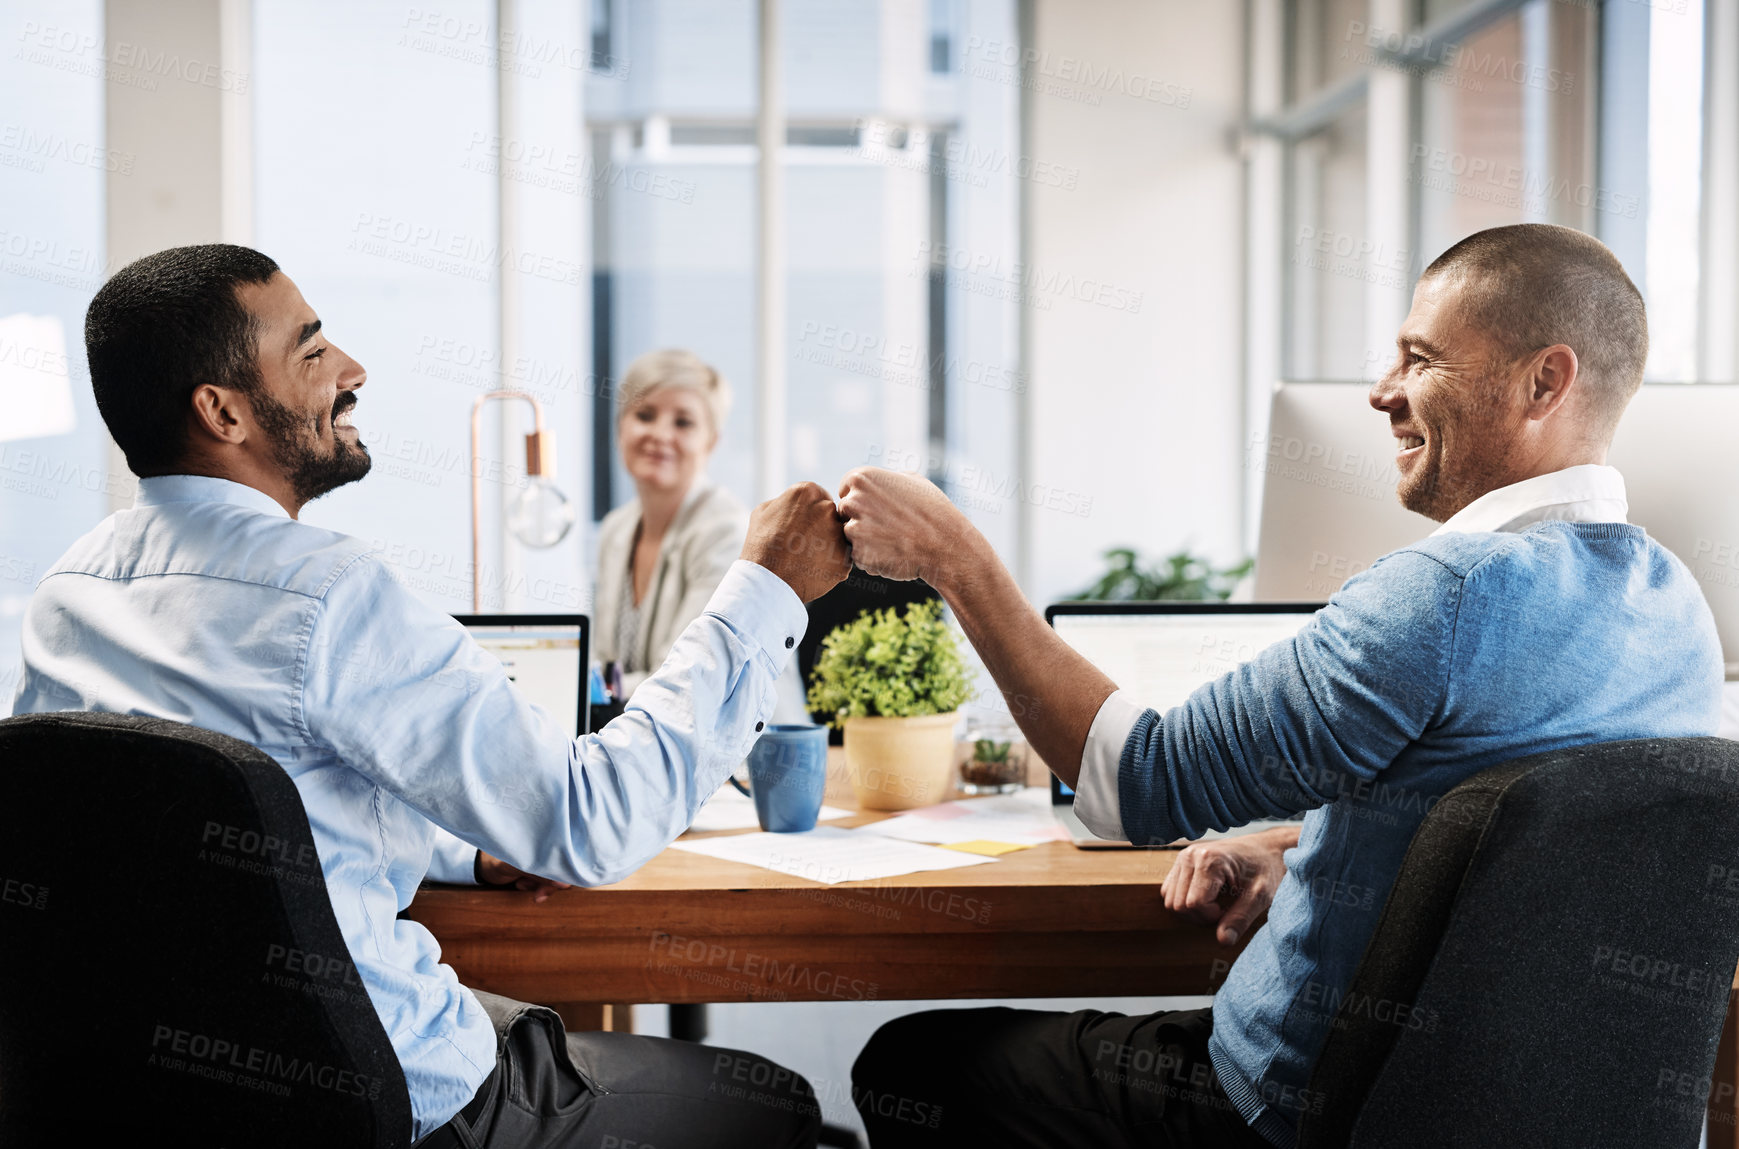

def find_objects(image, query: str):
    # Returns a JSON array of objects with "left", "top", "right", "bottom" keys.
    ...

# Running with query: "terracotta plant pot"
[{"left": 842, "top": 711, "right": 961, "bottom": 811}]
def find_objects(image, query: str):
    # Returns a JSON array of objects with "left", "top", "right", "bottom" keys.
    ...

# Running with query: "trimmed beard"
[{"left": 250, "top": 390, "right": 372, "bottom": 506}]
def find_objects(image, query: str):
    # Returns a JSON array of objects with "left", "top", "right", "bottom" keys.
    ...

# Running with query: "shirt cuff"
[
  {"left": 1074, "top": 689, "right": 1146, "bottom": 840},
  {"left": 705, "top": 559, "right": 809, "bottom": 670},
  {"left": 426, "top": 826, "right": 481, "bottom": 885}
]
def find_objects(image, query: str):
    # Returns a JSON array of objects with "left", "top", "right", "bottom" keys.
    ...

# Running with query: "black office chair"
[
  {"left": 1295, "top": 737, "right": 1739, "bottom": 1148},
  {"left": 0, "top": 712, "right": 413, "bottom": 1148}
]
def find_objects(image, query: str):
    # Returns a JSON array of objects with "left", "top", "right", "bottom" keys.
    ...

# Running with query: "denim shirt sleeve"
[
  {"left": 301, "top": 556, "right": 807, "bottom": 886},
  {"left": 1117, "top": 549, "right": 1461, "bottom": 844}
]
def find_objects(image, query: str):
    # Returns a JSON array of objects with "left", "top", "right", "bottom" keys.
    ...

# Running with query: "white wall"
[
  {"left": 1022, "top": 0, "right": 1246, "bottom": 604},
  {"left": 0, "top": 0, "right": 109, "bottom": 691},
  {"left": 255, "top": 0, "right": 590, "bottom": 616}
]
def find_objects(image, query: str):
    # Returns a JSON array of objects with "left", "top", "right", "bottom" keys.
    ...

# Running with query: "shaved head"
[{"left": 1419, "top": 224, "right": 1647, "bottom": 435}]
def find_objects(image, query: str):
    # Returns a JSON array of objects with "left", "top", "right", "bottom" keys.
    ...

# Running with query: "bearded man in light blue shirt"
[
  {"left": 840, "top": 224, "right": 1724, "bottom": 1148},
  {"left": 13, "top": 244, "right": 849, "bottom": 1148}
]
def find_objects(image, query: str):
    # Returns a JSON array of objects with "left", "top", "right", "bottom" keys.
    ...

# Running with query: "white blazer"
[{"left": 594, "top": 481, "right": 749, "bottom": 696}]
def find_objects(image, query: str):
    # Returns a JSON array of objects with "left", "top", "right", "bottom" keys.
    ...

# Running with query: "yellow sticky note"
[{"left": 939, "top": 839, "right": 1032, "bottom": 857}]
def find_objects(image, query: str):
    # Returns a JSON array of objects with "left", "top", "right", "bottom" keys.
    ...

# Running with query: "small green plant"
[
  {"left": 806, "top": 600, "right": 975, "bottom": 728},
  {"left": 1070, "top": 547, "right": 1253, "bottom": 602},
  {"left": 973, "top": 739, "right": 1011, "bottom": 763}
]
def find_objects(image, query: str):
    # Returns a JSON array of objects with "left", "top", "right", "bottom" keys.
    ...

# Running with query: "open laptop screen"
[
  {"left": 1045, "top": 604, "right": 1323, "bottom": 799},
  {"left": 452, "top": 614, "right": 591, "bottom": 736}
]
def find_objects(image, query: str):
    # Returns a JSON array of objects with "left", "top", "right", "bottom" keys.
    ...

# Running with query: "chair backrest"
[
  {"left": 1296, "top": 737, "right": 1739, "bottom": 1149},
  {"left": 0, "top": 711, "right": 412, "bottom": 1148}
]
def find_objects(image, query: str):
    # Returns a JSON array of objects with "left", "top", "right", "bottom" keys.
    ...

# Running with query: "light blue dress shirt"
[{"left": 10, "top": 475, "right": 807, "bottom": 1138}]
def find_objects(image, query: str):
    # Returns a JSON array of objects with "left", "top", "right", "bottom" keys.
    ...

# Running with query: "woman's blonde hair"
[{"left": 614, "top": 349, "right": 732, "bottom": 443}]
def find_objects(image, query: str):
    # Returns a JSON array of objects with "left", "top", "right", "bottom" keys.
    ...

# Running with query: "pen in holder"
[{"left": 588, "top": 663, "right": 627, "bottom": 731}]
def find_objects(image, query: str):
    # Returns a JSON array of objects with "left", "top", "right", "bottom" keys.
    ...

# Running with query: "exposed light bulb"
[{"left": 507, "top": 477, "right": 574, "bottom": 547}]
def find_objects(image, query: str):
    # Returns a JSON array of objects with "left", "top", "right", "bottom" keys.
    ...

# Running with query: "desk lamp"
[{"left": 469, "top": 390, "right": 573, "bottom": 610}]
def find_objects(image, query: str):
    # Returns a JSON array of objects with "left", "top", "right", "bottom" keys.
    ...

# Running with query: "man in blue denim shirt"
[
  {"left": 841, "top": 224, "right": 1724, "bottom": 1147},
  {"left": 12, "top": 245, "right": 848, "bottom": 1148}
]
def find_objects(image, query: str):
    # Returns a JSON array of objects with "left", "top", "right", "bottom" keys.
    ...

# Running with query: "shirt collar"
[
  {"left": 134, "top": 474, "right": 293, "bottom": 520},
  {"left": 1431, "top": 464, "right": 1628, "bottom": 536}
]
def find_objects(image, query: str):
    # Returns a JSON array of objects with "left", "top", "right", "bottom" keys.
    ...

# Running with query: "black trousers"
[
  {"left": 850, "top": 1006, "right": 1273, "bottom": 1148},
  {"left": 415, "top": 990, "right": 821, "bottom": 1149}
]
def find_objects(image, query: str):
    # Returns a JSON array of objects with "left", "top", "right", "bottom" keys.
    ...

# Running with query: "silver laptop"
[
  {"left": 1044, "top": 602, "right": 1324, "bottom": 849},
  {"left": 452, "top": 614, "right": 592, "bottom": 735}
]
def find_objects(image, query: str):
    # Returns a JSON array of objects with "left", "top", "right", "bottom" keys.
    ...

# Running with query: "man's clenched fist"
[
  {"left": 477, "top": 850, "right": 572, "bottom": 904},
  {"left": 741, "top": 481, "right": 852, "bottom": 602},
  {"left": 837, "top": 467, "right": 972, "bottom": 587}
]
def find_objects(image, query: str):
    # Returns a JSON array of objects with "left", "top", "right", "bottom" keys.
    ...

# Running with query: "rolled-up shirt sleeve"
[
  {"left": 1073, "top": 690, "right": 1146, "bottom": 840},
  {"left": 302, "top": 557, "right": 806, "bottom": 887}
]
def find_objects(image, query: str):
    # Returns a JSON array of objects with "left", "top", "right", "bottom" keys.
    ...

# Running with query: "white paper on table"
[
  {"left": 670, "top": 825, "right": 996, "bottom": 884},
  {"left": 685, "top": 784, "right": 854, "bottom": 834},
  {"left": 855, "top": 788, "right": 1068, "bottom": 847}
]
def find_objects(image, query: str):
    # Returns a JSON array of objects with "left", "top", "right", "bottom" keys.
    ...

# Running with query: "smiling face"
[
  {"left": 618, "top": 385, "right": 714, "bottom": 497},
  {"left": 234, "top": 272, "right": 372, "bottom": 506},
  {"left": 1368, "top": 273, "right": 1535, "bottom": 522}
]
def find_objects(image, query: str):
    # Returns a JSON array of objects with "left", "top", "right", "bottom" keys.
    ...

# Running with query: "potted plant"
[
  {"left": 1070, "top": 546, "right": 1253, "bottom": 601},
  {"left": 806, "top": 599, "right": 974, "bottom": 810},
  {"left": 958, "top": 718, "right": 1028, "bottom": 794}
]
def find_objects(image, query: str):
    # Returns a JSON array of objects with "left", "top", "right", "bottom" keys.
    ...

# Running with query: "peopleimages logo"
[
  {"left": 15, "top": 20, "right": 250, "bottom": 92},
  {"left": 1, "top": 875, "right": 48, "bottom": 911},
  {"left": 399, "top": 8, "right": 629, "bottom": 78},
  {"left": 348, "top": 212, "right": 583, "bottom": 287},
  {"left": 916, "top": 241, "right": 1144, "bottom": 314},
  {"left": 648, "top": 932, "right": 879, "bottom": 1001},
  {"left": 1410, "top": 145, "right": 1640, "bottom": 219},
  {"left": 1341, "top": 21, "right": 1575, "bottom": 94},
  {"left": 149, "top": 1023, "right": 385, "bottom": 1100},
  {"left": 865, "top": 444, "right": 1094, "bottom": 519},
  {"left": 959, "top": 37, "right": 1193, "bottom": 107},
  {"left": 0, "top": 123, "right": 135, "bottom": 174}
]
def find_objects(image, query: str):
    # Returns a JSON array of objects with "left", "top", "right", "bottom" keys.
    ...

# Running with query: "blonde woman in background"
[
  {"left": 595, "top": 349, "right": 807, "bottom": 719},
  {"left": 595, "top": 349, "right": 741, "bottom": 698}
]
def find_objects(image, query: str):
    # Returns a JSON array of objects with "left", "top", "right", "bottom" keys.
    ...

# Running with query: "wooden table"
[
  {"left": 405, "top": 752, "right": 1739, "bottom": 1138},
  {"left": 407, "top": 749, "right": 1239, "bottom": 1030},
  {"left": 407, "top": 809, "right": 1238, "bottom": 1032}
]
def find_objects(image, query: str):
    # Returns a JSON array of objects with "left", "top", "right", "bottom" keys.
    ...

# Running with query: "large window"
[
  {"left": 1412, "top": 4, "right": 1597, "bottom": 255},
  {"left": 254, "top": 0, "right": 574, "bottom": 613},
  {"left": 1268, "top": 0, "right": 1723, "bottom": 385},
  {"left": 1286, "top": 101, "right": 1367, "bottom": 380},
  {"left": 586, "top": 0, "right": 1021, "bottom": 564},
  {"left": 0, "top": 0, "right": 1022, "bottom": 662},
  {"left": 1641, "top": 0, "right": 1706, "bottom": 381},
  {"left": 0, "top": 0, "right": 109, "bottom": 682}
]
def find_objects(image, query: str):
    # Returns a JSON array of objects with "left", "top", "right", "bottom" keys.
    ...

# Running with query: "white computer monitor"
[
  {"left": 1047, "top": 603, "right": 1324, "bottom": 713},
  {"left": 1044, "top": 602, "right": 1324, "bottom": 799},
  {"left": 1607, "top": 384, "right": 1739, "bottom": 677},
  {"left": 452, "top": 614, "right": 591, "bottom": 735},
  {"left": 1251, "top": 382, "right": 1435, "bottom": 602},
  {"left": 1252, "top": 381, "right": 1739, "bottom": 676}
]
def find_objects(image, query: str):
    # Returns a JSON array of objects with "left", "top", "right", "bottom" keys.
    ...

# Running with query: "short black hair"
[
  {"left": 84, "top": 244, "right": 281, "bottom": 475},
  {"left": 1420, "top": 224, "right": 1647, "bottom": 432}
]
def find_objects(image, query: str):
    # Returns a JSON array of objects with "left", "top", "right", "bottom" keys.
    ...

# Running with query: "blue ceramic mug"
[{"left": 731, "top": 724, "right": 829, "bottom": 833}]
